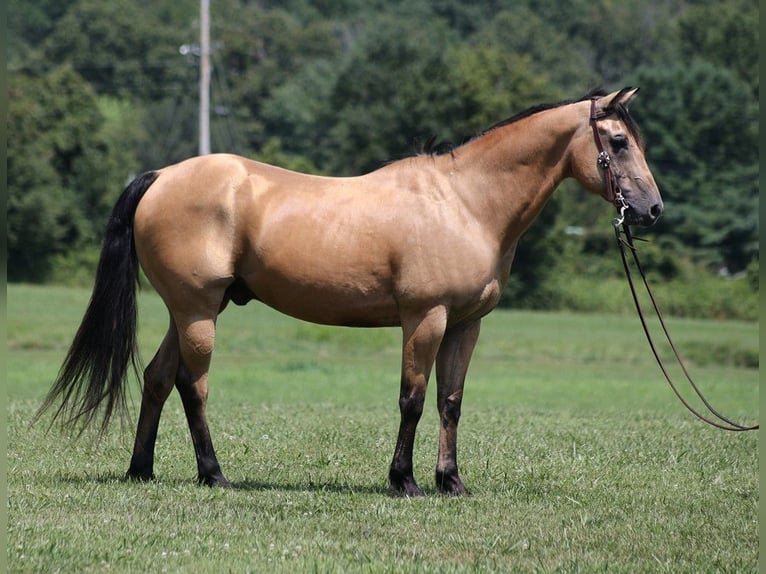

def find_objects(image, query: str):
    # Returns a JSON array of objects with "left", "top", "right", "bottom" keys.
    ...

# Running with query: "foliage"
[
  {"left": 7, "top": 65, "right": 133, "bottom": 281},
  {"left": 676, "top": 0, "right": 759, "bottom": 98},
  {"left": 7, "top": 0, "right": 758, "bottom": 313},
  {"left": 32, "top": 0, "right": 197, "bottom": 100},
  {"left": 629, "top": 61, "right": 759, "bottom": 273}
]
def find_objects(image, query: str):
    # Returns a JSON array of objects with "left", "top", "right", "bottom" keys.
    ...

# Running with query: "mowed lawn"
[{"left": 7, "top": 284, "right": 759, "bottom": 573}]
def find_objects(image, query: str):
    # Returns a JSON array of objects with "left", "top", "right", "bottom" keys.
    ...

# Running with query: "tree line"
[{"left": 7, "top": 0, "right": 758, "bottom": 314}]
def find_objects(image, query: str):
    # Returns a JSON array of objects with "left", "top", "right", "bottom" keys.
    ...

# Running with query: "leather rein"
[{"left": 589, "top": 98, "right": 758, "bottom": 432}]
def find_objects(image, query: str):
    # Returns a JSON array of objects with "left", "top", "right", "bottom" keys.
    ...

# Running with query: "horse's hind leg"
[
  {"left": 126, "top": 319, "right": 180, "bottom": 481},
  {"left": 174, "top": 311, "right": 230, "bottom": 487}
]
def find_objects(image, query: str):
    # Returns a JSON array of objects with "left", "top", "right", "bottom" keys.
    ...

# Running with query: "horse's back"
[{"left": 132, "top": 154, "right": 403, "bottom": 324}]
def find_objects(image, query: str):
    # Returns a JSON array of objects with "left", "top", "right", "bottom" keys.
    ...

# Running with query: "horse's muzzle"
[{"left": 625, "top": 201, "right": 663, "bottom": 227}]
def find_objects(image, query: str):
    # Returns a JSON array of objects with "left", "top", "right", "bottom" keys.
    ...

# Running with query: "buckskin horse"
[{"left": 39, "top": 87, "right": 663, "bottom": 496}]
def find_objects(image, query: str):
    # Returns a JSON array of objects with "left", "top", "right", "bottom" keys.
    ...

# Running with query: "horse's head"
[{"left": 572, "top": 87, "right": 663, "bottom": 227}]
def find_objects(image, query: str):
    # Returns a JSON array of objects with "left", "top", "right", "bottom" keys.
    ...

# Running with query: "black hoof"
[
  {"left": 435, "top": 470, "right": 469, "bottom": 496},
  {"left": 199, "top": 474, "right": 232, "bottom": 488},
  {"left": 125, "top": 469, "right": 155, "bottom": 482},
  {"left": 388, "top": 482, "right": 425, "bottom": 497},
  {"left": 388, "top": 470, "right": 425, "bottom": 497}
]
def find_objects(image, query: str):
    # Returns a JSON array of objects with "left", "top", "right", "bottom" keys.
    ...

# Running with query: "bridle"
[
  {"left": 589, "top": 98, "right": 758, "bottom": 432},
  {"left": 589, "top": 99, "right": 630, "bottom": 225}
]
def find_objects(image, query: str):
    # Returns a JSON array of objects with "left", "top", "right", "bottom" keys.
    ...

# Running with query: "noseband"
[
  {"left": 591, "top": 98, "right": 758, "bottom": 432},
  {"left": 589, "top": 98, "right": 629, "bottom": 225}
]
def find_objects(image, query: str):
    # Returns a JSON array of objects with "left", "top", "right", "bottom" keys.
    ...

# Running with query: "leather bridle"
[
  {"left": 589, "top": 98, "right": 629, "bottom": 224},
  {"left": 589, "top": 98, "right": 758, "bottom": 432}
]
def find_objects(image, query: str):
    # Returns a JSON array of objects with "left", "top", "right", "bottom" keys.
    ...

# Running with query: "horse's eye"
[{"left": 610, "top": 134, "right": 629, "bottom": 152}]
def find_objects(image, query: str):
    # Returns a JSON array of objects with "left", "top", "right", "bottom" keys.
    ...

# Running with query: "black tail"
[{"left": 36, "top": 171, "right": 160, "bottom": 435}]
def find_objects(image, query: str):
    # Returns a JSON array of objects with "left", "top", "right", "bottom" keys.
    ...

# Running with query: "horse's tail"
[{"left": 36, "top": 171, "right": 160, "bottom": 435}]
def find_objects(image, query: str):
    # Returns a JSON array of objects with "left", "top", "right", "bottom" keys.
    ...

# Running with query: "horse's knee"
[
  {"left": 441, "top": 391, "right": 463, "bottom": 426},
  {"left": 399, "top": 386, "right": 426, "bottom": 419}
]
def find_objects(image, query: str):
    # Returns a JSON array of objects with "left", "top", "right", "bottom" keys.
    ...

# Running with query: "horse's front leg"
[
  {"left": 434, "top": 320, "right": 481, "bottom": 496},
  {"left": 388, "top": 306, "right": 447, "bottom": 497}
]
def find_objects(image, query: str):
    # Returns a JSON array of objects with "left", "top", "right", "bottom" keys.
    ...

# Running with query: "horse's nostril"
[{"left": 650, "top": 203, "right": 663, "bottom": 219}]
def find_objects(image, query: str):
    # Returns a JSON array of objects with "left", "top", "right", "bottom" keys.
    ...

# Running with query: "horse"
[{"left": 38, "top": 87, "right": 663, "bottom": 496}]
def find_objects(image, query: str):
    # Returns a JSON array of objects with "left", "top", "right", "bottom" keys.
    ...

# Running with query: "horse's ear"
[{"left": 600, "top": 87, "right": 640, "bottom": 113}]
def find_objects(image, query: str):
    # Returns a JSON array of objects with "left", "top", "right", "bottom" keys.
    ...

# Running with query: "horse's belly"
[{"left": 246, "top": 271, "right": 401, "bottom": 328}]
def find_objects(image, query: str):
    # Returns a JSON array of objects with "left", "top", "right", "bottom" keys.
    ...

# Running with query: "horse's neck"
[{"left": 448, "top": 105, "right": 583, "bottom": 253}]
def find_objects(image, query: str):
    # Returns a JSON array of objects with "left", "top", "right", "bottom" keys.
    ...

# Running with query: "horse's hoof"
[
  {"left": 200, "top": 474, "right": 232, "bottom": 488},
  {"left": 125, "top": 469, "right": 154, "bottom": 482},
  {"left": 388, "top": 477, "right": 425, "bottom": 497},
  {"left": 435, "top": 471, "right": 469, "bottom": 496}
]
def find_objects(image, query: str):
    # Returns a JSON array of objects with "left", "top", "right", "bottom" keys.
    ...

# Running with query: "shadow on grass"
[
  {"left": 232, "top": 479, "right": 389, "bottom": 495},
  {"left": 57, "top": 472, "right": 390, "bottom": 495}
]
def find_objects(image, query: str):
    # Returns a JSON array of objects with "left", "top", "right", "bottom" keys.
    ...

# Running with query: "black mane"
[
  {"left": 478, "top": 87, "right": 607, "bottom": 137},
  {"left": 421, "top": 87, "right": 643, "bottom": 156}
]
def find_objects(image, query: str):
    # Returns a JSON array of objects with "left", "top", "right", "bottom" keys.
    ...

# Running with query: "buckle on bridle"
[{"left": 597, "top": 151, "right": 611, "bottom": 170}]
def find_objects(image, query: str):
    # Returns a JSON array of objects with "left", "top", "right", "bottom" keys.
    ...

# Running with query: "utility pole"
[{"left": 199, "top": 0, "right": 211, "bottom": 155}]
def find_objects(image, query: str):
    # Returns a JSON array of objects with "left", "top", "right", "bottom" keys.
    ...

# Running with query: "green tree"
[
  {"left": 676, "top": 0, "right": 758, "bottom": 98},
  {"left": 34, "top": 0, "right": 197, "bottom": 100},
  {"left": 445, "top": 44, "right": 556, "bottom": 134},
  {"left": 7, "top": 0, "right": 78, "bottom": 68},
  {"left": 478, "top": 7, "right": 597, "bottom": 94},
  {"left": 631, "top": 61, "right": 758, "bottom": 273},
  {"left": 523, "top": 0, "right": 681, "bottom": 84},
  {"left": 320, "top": 14, "right": 463, "bottom": 174},
  {"left": 8, "top": 66, "right": 140, "bottom": 281},
  {"left": 213, "top": 1, "right": 342, "bottom": 156}
]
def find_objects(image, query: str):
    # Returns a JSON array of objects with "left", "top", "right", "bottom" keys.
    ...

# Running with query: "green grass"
[{"left": 7, "top": 284, "right": 759, "bottom": 573}]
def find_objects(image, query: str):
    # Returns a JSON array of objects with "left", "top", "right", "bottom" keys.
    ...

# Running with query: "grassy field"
[{"left": 7, "top": 284, "right": 759, "bottom": 573}]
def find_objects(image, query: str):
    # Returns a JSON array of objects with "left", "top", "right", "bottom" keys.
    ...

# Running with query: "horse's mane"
[
  {"left": 478, "top": 87, "right": 607, "bottom": 136},
  {"left": 421, "top": 87, "right": 643, "bottom": 156}
]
